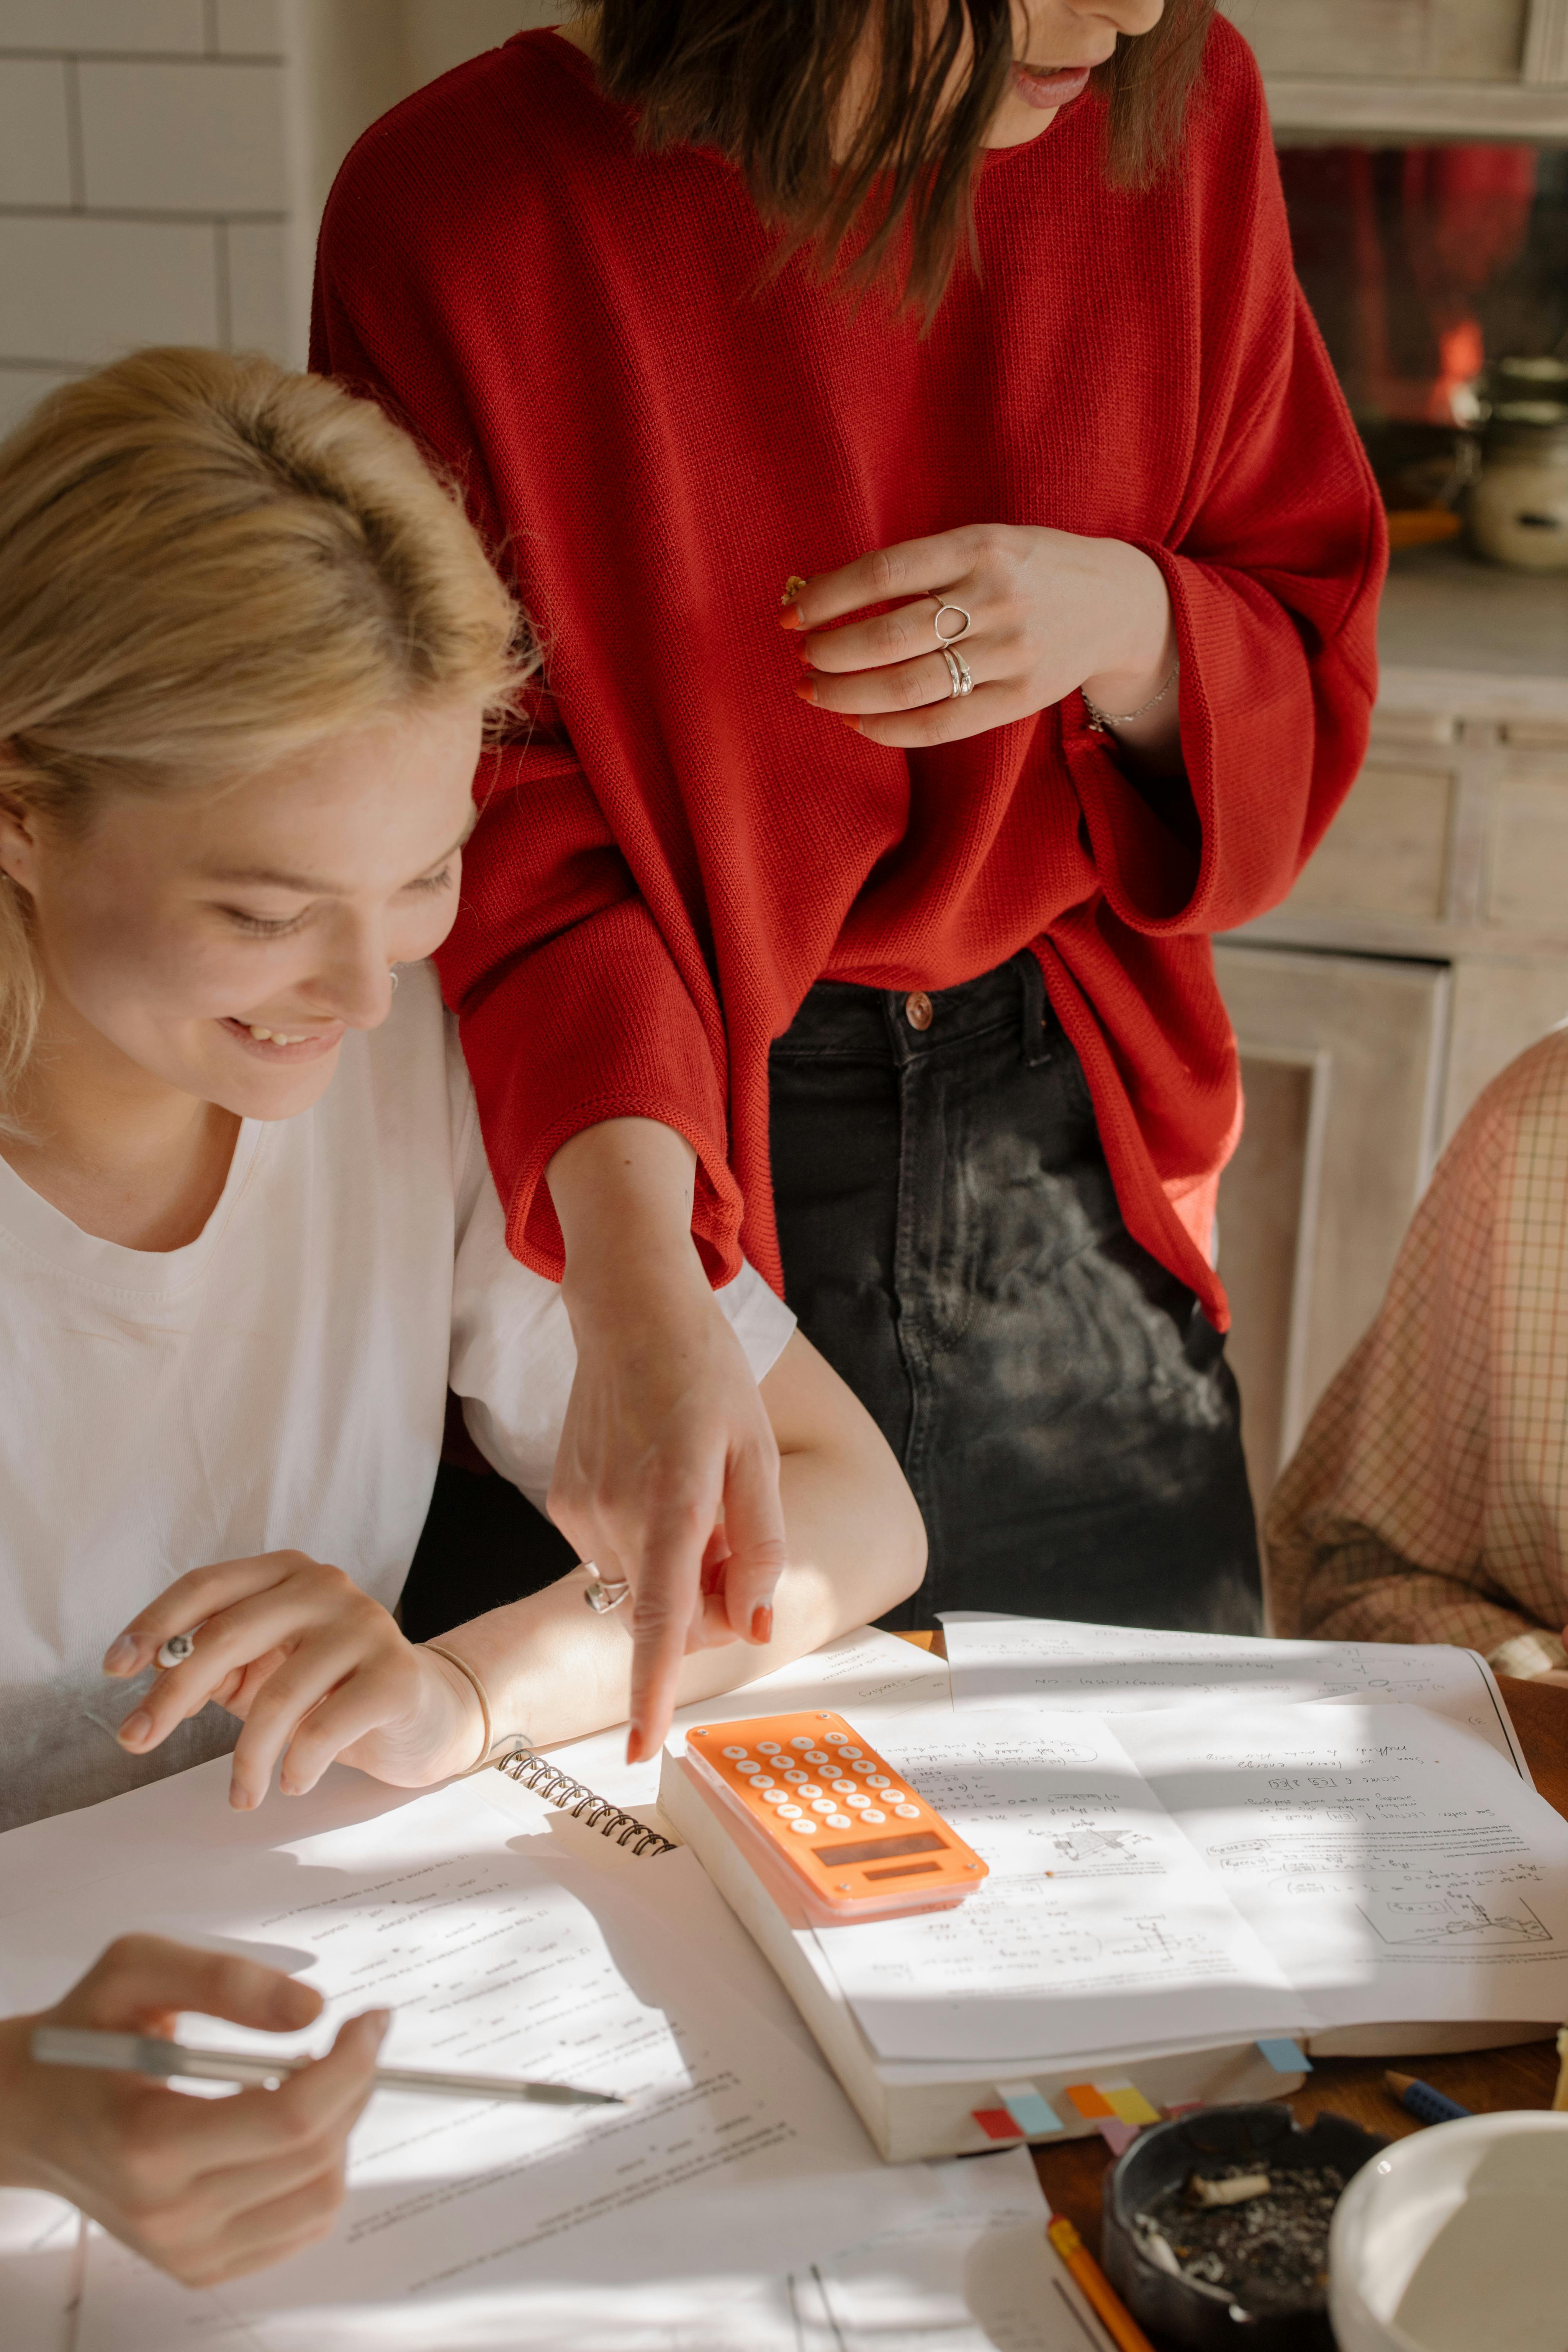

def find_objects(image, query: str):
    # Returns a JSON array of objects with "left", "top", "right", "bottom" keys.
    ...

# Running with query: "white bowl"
[{"left": 1329, "top": 2110, "right": 1568, "bottom": 2351}]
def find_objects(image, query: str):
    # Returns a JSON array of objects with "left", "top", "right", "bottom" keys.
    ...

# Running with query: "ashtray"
[{"left": 1101, "top": 2102, "right": 1388, "bottom": 2350}]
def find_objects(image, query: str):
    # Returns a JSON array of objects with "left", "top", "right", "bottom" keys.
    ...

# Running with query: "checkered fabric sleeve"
[{"left": 1266, "top": 1030, "right": 1568, "bottom": 1677}]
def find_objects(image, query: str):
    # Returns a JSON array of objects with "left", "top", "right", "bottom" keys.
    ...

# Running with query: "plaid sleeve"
[{"left": 1266, "top": 1032, "right": 1568, "bottom": 1673}]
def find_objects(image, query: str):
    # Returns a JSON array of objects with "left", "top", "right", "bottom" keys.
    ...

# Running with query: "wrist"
[
  {"left": 1079, "top": 541, "right": 1175, "bottom": 707},
  {"left": 414, "top": 1647, "right": 492, "bottom": 1777}
]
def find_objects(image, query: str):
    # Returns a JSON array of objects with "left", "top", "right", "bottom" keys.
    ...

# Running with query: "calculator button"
[
  {"left": 839, "top": 1748, "right": 863, "bottom": 1760},
  {"left": 805, "top": 1750, "right": 831, "bottom": 1766},
  {"left": 831, "top": 1780, "right": 857, "bottom": 1795},
  {"left": 757, "top": 1741, "right": 781, "bottom": 1754},
  {"left": 796, "top": 1784, "right": 823, "bottom": 1799},
  {"left": 776, "top": 1803, "right": 802, "bottom": 1820},
  {"left": 845, "top": 1793, "right": 871, "bottom": 1810},
  {"left": 737, "top": 1760, "right": 761, "bottom": 1775},
  {"left": 790, "top": 1818, "right": 817, "bottom": 1834},
  {"left": 783, "top": 1769, "right": 807, "bottom": 1784},
  {"left": 894, "top": 1803, "right": 921, "bottom": 1819},
  {"left": 882, "top": 1791, "right": 908, "bottom": 1805},
  {"left": 827, "top": 1812, "right": 853, "bottom": 1829},
  {"left": 824, "top": 1733, "right": 846, "bottom": 1745},
  {"left": 810, "top": 1798, "right": 836, "bottom": 1815},
  {"left": 861, "top": 1808, "right": 886, "bottom": 1824},
  {"left": 790, "top": 1736, "right": 814, "bottom": 1750},
  {"left": 722, "top": 1745, "right": 748, "bottom": 1759},
  {"left": 752, "top": 1775, "right": 775, "bottom": 1789},
  {"left": 864, "top": 1774, "right": 890, "bottom": 1789},
  {"left": 761, "top": 1789, "right": 787, "bottom": 1805}
]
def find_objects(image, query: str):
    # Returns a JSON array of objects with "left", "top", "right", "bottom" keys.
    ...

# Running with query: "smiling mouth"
[{"left": 220, "top": 1017, "right": 342, "bottom": 1060}]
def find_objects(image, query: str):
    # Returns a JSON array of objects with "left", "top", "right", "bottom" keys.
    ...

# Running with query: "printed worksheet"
[
  {"left": 0, "top": 1783, "right": 935, "bottom": 2341},
  {"left": 43, "top": 2149, "right": 1105, "bottom": 2352},
  {"left": 807, "top": 1710, "right": 1314, "bottom": 2063},
  {"left": 1118, "top": 1700, "right": 1568, "bottom": 2028},
  {"left": 939, "top": 1616, "right": 1530, "bottom": 1778}
]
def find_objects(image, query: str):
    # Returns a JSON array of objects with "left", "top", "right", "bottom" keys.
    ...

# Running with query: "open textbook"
[
  {"left": 939, "top": 1615, "right": 1532, "bottom": 1779},
  {"left": 662, "top": 1697, "right": 1568, "bottom": 2157}
]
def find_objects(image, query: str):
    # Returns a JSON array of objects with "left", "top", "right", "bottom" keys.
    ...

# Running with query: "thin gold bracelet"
[
  {"left": 1082, "top": 659, "right": 1179, "bottom": 733},
  {"left": 422, "top": 1641, "right": 492, "bottom": 1772}
]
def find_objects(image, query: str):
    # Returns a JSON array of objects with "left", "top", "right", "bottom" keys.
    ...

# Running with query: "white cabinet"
[{"left": 1216, "top": 547, "right": 1568, "bottom": 1512}]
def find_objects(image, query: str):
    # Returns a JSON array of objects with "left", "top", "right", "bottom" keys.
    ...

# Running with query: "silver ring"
[
  {"left": 155, "top": 1631, "right": 196, "bottom": 1669},
  {"left": 582, "top": 1564, "right": 631, "bottom": 1614},
  {"left": 932, "top": 601, "right": 973, "bottom": 646},
  {"left": 942, "top": 647, "right": 973, "bottom": 697}
]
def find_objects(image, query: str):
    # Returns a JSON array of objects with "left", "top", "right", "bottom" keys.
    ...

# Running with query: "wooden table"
[{"left": 894, "top": 1638, "right": 1568, "bottom": 2328}]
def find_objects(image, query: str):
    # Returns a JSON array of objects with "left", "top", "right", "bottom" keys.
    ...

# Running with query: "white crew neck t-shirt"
[{"left": 0, "top": 963, "right": 794, "bottom": 1831}]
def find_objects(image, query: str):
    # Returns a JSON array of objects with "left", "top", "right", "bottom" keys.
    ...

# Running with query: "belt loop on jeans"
[{"left": 1016, "top": 950, "right": 1052, "bottom": 1068}]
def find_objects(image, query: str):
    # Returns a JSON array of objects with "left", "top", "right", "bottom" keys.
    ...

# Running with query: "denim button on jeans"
[{"left": 768, "top": 952, "right": 1262, "bottom": 1634}]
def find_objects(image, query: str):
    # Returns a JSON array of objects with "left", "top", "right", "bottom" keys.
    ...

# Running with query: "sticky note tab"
[
  {"left": 971, "top": 2107, "right": 1025, "bottom": 2141},
  {"left": 1256, "top": 2038, "right": 1312, "bottom": 2074},
  {"left": 1097, "top": 2118, "right": 1141, "bottom": 2156},
  {"left": 1104, "top": 2085, "right": 1162, "bottom": 2127},
  {"left": 995, "top": 2081, "right": 1064, "bottom": 2137},
  {"left": 1064, "top": 2084, "right": 1114, "bottom": 2119}
]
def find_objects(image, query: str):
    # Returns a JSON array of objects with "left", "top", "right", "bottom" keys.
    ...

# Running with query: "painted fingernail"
[
  {"left": 103, "top": 1636, "right": 139, "bottom": 1674},
  {"left": 840, "top": 716, "right": 863, "bottom": 733},
  {"left": 794, "top": 680, "right": 818, "bottom": 705},
  {"left": 778, "top": 606, "right": 803, "bottom": 632},
  {"left": 118, "top": 1710, "right": 152, "bottom": 1748},
  {"left": 625, "top": 1722, "right": 646, "bottom": 1766},
  {"left": 751, "top": 1604, "right": 774, "bottom": 1644}
]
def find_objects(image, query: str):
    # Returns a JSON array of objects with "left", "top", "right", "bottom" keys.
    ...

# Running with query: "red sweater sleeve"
[
  {"left": 312, "top": 242, "right": 741, "bottom": 1282},
  {"left": 1061, "top": 63, "right": 1386, "bottom": 936}
]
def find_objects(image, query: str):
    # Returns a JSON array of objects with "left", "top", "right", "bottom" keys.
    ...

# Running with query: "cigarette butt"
[
  {"left": 1553, "top": 2026, "right": 1568, "bottom": 2113},
  {"left": 1190, "top": 2171, "right": 1271, "bottom": 2206}
]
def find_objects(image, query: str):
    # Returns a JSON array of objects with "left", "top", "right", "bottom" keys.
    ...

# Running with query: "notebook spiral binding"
[{"left": 493, "top": 1743, "right": 677, "bottom": 1857}]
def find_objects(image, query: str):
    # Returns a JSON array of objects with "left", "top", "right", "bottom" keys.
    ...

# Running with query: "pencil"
[
  {"left": 32, "top": 2026, "right": 623, "bottom": 2107},
  {"left": 1384, "top": 2071, "right": 1473, "bottom": 2128},
  {"left": 1047, "top": 2216, "right": 1157, "bottom": 2352}
]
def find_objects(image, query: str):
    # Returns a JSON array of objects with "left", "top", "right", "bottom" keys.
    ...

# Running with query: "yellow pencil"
[{"left": 1047, "top": 2216, "right": 1158, "bottom": 2352}]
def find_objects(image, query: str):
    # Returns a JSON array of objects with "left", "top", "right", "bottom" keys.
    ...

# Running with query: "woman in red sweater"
[{"left": 315, "top": 0, "right": 1384, "bottom": 1756}]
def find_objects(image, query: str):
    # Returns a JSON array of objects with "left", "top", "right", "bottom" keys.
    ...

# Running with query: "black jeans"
[{"left": 769, "top": 955, "right": 1262, "bottom": 1633}]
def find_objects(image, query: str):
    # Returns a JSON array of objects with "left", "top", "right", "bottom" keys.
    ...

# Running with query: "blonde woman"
[{"left": 0, "top": 349, "right": 923, "bottom": 2283}]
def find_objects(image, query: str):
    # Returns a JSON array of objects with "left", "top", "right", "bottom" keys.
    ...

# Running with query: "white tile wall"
[
  {"left": 0, "top": 2, "right": 207, "bottom": 51},
  {"left": 79, "top": 59, "right": 287, "bottom": 212},
  {"left": 0, "top": 0, "right": 295, "bottom": 387},
  {"left": 0, "top": 58, "right": 72, "bottom": 207},
  {"left": 215, "top": 0, "right": 285, "bottom": 54},
  {"left": 0, "top": 363, "right": 76, "bottom": 439}
]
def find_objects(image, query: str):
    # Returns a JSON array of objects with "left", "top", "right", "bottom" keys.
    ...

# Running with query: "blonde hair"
[{"left": 0, "top": 345, "right": 527, "bottom": 1106}]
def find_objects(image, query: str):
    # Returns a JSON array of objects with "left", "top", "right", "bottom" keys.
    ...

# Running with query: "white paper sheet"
[
  {"left": 806, "top": 1709, "right": 1314, "bottom": 2063},
  {"left": 0, "top": 1782, "right": 935, "bottom": 2344},
  {"left": 939, "top": 1616, "right": 1531, "bottom": 1779},
  {"left": 53, "top": 2149, "right": 1099, "bottom": 2352},
  {"left": 1117, "top": 1700, "right": 1568, "bottom": 2028}
]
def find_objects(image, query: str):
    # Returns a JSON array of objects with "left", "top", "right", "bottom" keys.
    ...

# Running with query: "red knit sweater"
[{"left": 314, "top": 21, "right": 1384, "bottom": 1330}]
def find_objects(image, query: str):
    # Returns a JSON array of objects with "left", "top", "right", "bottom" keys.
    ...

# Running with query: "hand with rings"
[{"left": 782, "top": 522, "right": 1179, "bottom": 753}]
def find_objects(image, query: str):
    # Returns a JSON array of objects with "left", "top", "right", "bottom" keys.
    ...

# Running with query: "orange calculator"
[{"left": 683, "top": 1711, "right": 989, "bottom": 1924}]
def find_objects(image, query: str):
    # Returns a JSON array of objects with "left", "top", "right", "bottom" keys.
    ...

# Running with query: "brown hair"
[
  {"left": 0, "top": 346, "right": 527, "bottom": 1109},
  {"left": 593, "top": 0, "right": 1219, "bottom": 316}
]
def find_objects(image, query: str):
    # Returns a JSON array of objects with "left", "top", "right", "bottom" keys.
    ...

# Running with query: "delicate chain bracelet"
[
  {"left": 422, "top": 1640, "right": 494, "bottom": 1772},
  {"left": 1082, "top": 660, "right": 1179, "bottom": 734}
]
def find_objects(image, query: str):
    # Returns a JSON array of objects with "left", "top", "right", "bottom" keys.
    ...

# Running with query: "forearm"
[
  {"left": 548, "top": 1117, "right": 705, "bottom": 1315},
  {"left": 435, "top": 1438, "right": 924, "bottom": 1750}
]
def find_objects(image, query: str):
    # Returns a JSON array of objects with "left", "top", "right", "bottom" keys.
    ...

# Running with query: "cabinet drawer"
[
  {"left": 1488, "top": 773, "right": 1568, "bottom": 933},
  {"left": 1289, "top": 763, "right": 1453, "bottom": 921}
]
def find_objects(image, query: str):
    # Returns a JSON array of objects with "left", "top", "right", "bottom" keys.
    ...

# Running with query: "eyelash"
[{"left": 223, "top": 867, "right": 454, "bottom": 939}]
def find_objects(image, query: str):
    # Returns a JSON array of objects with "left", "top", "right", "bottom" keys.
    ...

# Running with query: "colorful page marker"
[
  {"left": 995, "top": 2082, "right": 1064, "bottom": 2136},
  {"left": 971, "top": 2106, "right": 1025, "bottom": 2141},
  {"left": 1256, "top": 2038, "right": 1312, "bottom": 2074},
  {"left": 1096, "top": 2118, "right": 1141, "bottom": 2156},
  {"left": 1103, "top": 2085, "right": 1162, "bottom": 2127},
  {"left": 1064, "top": 2083, "right": 1115, "bottom": 2119}
]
